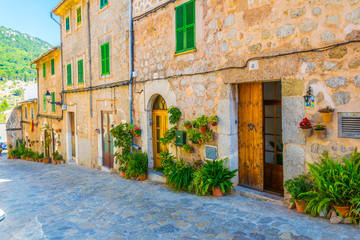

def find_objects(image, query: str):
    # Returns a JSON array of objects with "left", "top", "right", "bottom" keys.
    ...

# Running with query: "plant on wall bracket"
[
  {"left": 160, "top": 127, "right": 177, "bottom": 145},
  {"left": 168, "top": 106, "right": 182, "bottom": 124}
]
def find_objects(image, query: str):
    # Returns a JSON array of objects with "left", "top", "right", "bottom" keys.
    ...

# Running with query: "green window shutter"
[
  {"left": 101, "top": 43, "right": 110, "bottom": 75},
  {"left": 66, "top": 17, "right": 70, "bottom": 31},
  {"left": 175, "top": 0, "right": 195, "bottom": 53},
  {"left": 51, "top": 92, "right": 55, "bottom": 113},
  {"left": 51, "top": 59, "right": 55, "bottom": 75},
  {"left": 31, "top": 108, "right": 34, "bottom": 119},
  {"left": 77, "top": 7, "right": 82, "bottom": 24},
  {"left": 78, "top": 59, "right": 84, "bottom": 83},
  {"left": 67, "top": 64, "right": 72, "bottom": 85},
  {"left": 43, "top": 63, "right": 46, "bottom": 78},
  {"left": 100, "top": 0, "right": 108, "bottom": 9},
  {"left": 43, "top": 94, "right": 46, "bottom": 112},
  {"left": 25, "top": 107, "right": 27, "bottom": 119}
]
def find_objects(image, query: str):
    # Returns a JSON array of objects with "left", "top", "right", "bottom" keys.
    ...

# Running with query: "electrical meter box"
[{"left": 175, "top": 131, "right": 186, "bottom": 146}]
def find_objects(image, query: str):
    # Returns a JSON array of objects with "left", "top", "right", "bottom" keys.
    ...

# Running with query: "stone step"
[{"left": 233, "top": 186, "right": 284, "bottom": 204}]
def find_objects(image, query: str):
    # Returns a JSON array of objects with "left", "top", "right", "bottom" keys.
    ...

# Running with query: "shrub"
[
  {"left": 284, "top": 174, "right": 313, "bottom": 204},
  {"left": 167, "top": 159, "right": 194, "bottom": 192},
  {"left": 168, "top": 106, "right": 181, "bottom": 124},
  {"left": 126, "top": 151, "right": 148, "bottom": 179},
  {"left": 160, "top": 151, "right": 176, "bottom": 178}
]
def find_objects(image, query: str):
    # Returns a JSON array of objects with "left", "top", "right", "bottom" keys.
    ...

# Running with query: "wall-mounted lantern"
[
  {"left": 303, "top": 86, "right": 314, "bottom": 108},
  {"left": 45, "top": 90, "right": 63, "bottom": 106}
]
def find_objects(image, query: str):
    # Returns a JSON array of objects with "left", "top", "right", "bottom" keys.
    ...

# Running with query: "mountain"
[{"left": 0, "top": 26, "right": 52, "bottom": 82}]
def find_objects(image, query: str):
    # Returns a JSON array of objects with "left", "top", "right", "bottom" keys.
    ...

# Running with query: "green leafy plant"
[
  {"left": 126, "top": 151, "right": 148, "bottom": 179},
  {"left": 201, "top": 158, "right": 237, "bottom": 195},
  {"left": 110, "top": 123, "right": 133, "bottom": 172},
  {"left": 159, "top": 127, "right": 177, "bottom": 145},
  {"left": 160, "top": 151, "right": 176, "bottom": 177},
  {"left": 191, "top": 120, "right": 198, "bottom": 128},
  {"left": 196, "top": 115, "right": 208, "bottom": 127},
  {"left": 188, "top": 167, "right": 211, "bottom": 196},
  {"left": 52, "top": 151, "right": 63, "bottom": 161},
  {"left": 41, "top": 124, "right": 52, "bottom": 158},
  {"left": 208, "top": 115, "right": 218, "bottom": 124},
  {"left": 200, "top": 129, "right": 215, "bottom": 143},
  {"left": 168, "top": 106, "right": 182, "bottom": 124},
  {"left": 314, "top": 124, "right": 326, "bottom": 130},
  {"left": 183, "top": 120, "right": 192, "bottom": 128},
  {"left": 284, "top": 174, "right": 313, "bottom": 204},
  {"left": 167, "top": 159, "right": 195, "bottom": 191},
  {"left": 182, "top": 144, "right": 193, "bottom": 153},
  {"left": 187, "top": 128, "right": 201, "bottom": 144}
]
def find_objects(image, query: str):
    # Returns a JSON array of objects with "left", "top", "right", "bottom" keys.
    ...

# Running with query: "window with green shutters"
[
  {"left": 77, "top": 7, "right": 82, "bottom": 24},
  {"left": 31, "top": 107, "right": 34, "bottom": 120},
  {"left": 43, "top": 94, "right": 46, "bottom": 112},
  {"left": 67, "top": 64, "right": 72, "bottom": 85},
  {"left": 78, "top": 59, "right": 84, "bottom": 83},
  {"left": 175, "top": 0, "right": 196, "bottom": 54},
  {"left": 101, "top": 43, "right": 110, "bottom": 75},
  {"left": 100, "top": 0, "right": 108, "bottom": 9},
  {"left": 25, "top": 107, "right": 28, "bottom": 119},
  {"left": 43, "top": 62, "right": 46, "bottom": 78},
  {"left": 66, "top": 17, "right": 70, "bottom": 31},
  {"left": 51, "top": 59, "right": 55, "bottom": 75},
  {"left": 51, "top": 92, "right": 55, "bottom": 113}
]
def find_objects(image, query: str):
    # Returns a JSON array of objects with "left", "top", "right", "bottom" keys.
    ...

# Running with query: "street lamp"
[{"left": 45, "top": 90, "right": 63, "bottom": 106}]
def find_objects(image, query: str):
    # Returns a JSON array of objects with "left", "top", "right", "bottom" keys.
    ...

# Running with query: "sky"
[{"left": 0, "top": 0, "right": 61, "bottom": 46}]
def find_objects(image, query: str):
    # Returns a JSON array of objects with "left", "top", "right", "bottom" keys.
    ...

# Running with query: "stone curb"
[{"left": 233, "top": 186, "right": 284, "bottom": 204}]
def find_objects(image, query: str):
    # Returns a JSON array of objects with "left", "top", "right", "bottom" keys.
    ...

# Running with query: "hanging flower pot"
[
  {"left": 121, "top": 171, "right": 126, "bottom": 178},
  {"left": 212, "top": 187, "right": 223, "bottom": 197},
  {"left": 321, "top": 112, "right": 333, "bottom": 123},
  {"left": 200, "top": 126, "right": 207, "bottom": 133},
  {"left": 301, "top": 128, "right": 312, "bottom": 138},
  {"left": 295, "top": 199, "right": 308, "bottom": 214},
  {"left": 314, "top": 124, "right": 326, "bottom": 139}
]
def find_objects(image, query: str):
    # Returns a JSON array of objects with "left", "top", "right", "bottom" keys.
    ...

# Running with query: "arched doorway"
[{"left": 152, "top": 95, "right": 168, "bottom": 168}]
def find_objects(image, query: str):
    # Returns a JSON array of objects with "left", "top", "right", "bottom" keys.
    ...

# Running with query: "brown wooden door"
[
  {"left": 263, "top": 82, "right": 283, "bottom": 195},
  {"left": 69, "top": 112, "right": 76, "bottom": 159},
  {"left": 238, "top": 83, "right": 264, "bottom": 190},
  {"left": 102, "top": 112, "right": 114, "bottom": 169},
  {"left": 44, "top": 130, "right": 50, "bottom": 158},
  {"left": 152, "top": 110, "right": 168, "bottom": 168}
]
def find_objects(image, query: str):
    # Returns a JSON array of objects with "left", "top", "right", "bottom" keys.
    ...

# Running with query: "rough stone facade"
[
  {"left": 132, "top": 0, "right": 360, "bottom": 199},
  {"left": 6, "top": 106, "right": 22, "bottom": 148}
]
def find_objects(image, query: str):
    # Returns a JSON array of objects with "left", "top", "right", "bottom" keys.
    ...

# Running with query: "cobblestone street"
[{"left": 0, "top": 155, "right": 359, "bottom": 240}]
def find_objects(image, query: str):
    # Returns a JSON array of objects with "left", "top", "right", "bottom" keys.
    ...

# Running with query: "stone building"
[
  {"left": 132, "top": 0, "right": 360, "bottom": 198},
  {"left": 52, "top": 0, "right": 130, "bottom": 169},
  {"left": 31, "top": 47, "right": 65, "bottom": 158}
]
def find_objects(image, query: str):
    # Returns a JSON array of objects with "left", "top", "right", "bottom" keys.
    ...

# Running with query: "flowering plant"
[
  {"left": 314, "top": 124, "right": 326, "bottom": 131},
  {"left": 134, "top": 127, "right": 141, "bottom": 136},
  {"left": 318, "top": 106, "right": 334, "bottom": 113},
  {"left": 299, "top": 117, "right": 312, "bottom": 129}
]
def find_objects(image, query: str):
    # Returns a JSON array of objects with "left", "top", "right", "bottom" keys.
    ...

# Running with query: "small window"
[
  {"left": 31, "top": 107, "right": 34, "bottom": 120},
  {"left": 43, "top": 94, "right": 46, "bottom": 112},
  {"left": 175, "top": 0, "right": 195, "bottom": 54},
  {"left": 338, "top": 113, "right": 360, "bottom": 139},
  {"left": 67, "top": 64, "right": 72, "bottom": 85},
  {"left": 66, "top": 17, "right": 70, "bottom": 32},
  {"left": 100, "top": 43, "right": 110, "bottom": 75},
  {"left": 51, "top": 92, "right": 55, "bottom": 113},
  {"left": 77, "top": 7, "right": 82, "bottom": 24},
  {"left": 43, "top": 62, "right": 46, "bottom": 78},
  {"left": 78, "top": 59, "right": 84, "bottom": 83},
  {"left": 51, "top": 59, "right": 55, "bottom": 75},
  {"left": 100, "top": 0, "right": 108, "bottom": 9},
  {"left": 25, "top": 106, "right": 28, "bottom": 119}
]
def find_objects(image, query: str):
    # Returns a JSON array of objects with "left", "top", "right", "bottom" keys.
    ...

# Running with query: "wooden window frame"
[
  {"left": 175, "top": 0, "right": 196, "bottom": 54},
  {"left": 100, "top": 43, "right": 110, "bottom": 76},
  {"left": 78, "top": 59, "right": 84, "bottom": 83}
]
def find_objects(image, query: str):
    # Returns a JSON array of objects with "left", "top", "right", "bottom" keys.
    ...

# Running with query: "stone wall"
[{"left": 6, "top": 106, "right": 22, "bottom": 148}]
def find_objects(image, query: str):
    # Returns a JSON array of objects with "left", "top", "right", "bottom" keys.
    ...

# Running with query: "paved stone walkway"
[{"left": 0, "top": 155, "right": 359, "bottom": 240}]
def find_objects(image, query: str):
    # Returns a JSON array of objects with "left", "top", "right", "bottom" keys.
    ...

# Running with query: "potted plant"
[
  {"left": 52, "top": 151, "right": 63, "bottom": 165},
  {"left": 284, "top": 174, "right": 313, "bottom": 213},
  {"left": 299, "top": 117, "right": 312, "bottom": 138},
  {"left": 200, "top": 129, "right": 215, "bottom": 143},
  {"left": 126, "top": 151, "right": 148, "bottom": 181},
  {"left": 314, "top": 123, "right": 326, "bottom": 139},
  {"left": 191, "top": 120, "right": 198, "bottom": 128},
  {"left": 208, "top": 115, "right": 218, "bottom": 126},
  {"left": 318, "top": 106, "right": 334, "bottom": 123},
  {"left": 183, "top": 144, "right": 194, "bottom": 154},
  {"left": 201, "top": 158, "right": 238, "bottom": 197},
  {"left": 133, "top": 127, "right": 141, "bottom": 137},
  {"left": 187, "top": 128, "right": 201, "bottom": 144},
  {"left": 196, "top": 115, "right": 208, "bottom": 133},
  {"left": 168, "top": 106, "right": 182, "bottom": 124},
  {"left": 183, "top": 120, "right": 192, "bottom": 129}
]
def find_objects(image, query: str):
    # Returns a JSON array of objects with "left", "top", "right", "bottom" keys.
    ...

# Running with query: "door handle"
[{"left": 247, "top": 123, "right": 257, "bottom": 132}]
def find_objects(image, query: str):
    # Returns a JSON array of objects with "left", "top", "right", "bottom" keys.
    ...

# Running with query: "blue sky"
[{"left": 0, "top": 0, "right": 61, "bottom": 46}]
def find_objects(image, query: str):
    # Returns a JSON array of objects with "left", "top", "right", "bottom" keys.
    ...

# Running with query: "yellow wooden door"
[
  {"left": 238, "top": 83, "right": 264, "bottom": 190},
  {"left": 152, "top": 110, "right": 168, "bottom": 168}
]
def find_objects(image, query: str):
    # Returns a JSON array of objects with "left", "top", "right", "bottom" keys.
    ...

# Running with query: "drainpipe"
[
  {"left": 50, "top": 12, "right": 64, "bottom": 122},
  {"left": 30, "top": 64, "right": 39, "bottom": 121},
  {"left": 129, "top": 0, "right": 134, "bottom": 125},
  {"left": 87, "top": 0, "right": 93, "bottom": 118}
]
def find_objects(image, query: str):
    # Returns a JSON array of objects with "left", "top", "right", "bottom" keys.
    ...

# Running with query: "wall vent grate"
[{"left": 338, "top": 113, "right": 360, "bottom": 139}]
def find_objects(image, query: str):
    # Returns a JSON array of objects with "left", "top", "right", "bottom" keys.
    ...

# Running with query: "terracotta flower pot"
[
  {"left": 314, "top": 129, "right": 326, "bottom": 139},
  {"left": 189, "top": 148, "right": 195, "bottom": 153},
  {"left": 301, "top": 128, "right": 312, "bottom": 138},
  {"left": 26, "top": 157, "right": 30, "bottom": 161},
  {"left": 333, "top": 205, "right": 351, "bottom": 218},
  {"left": 139, "top": 174, "right": 146, "bottom": 181},
  {"left": 53, "top": 160, "right": 58, "bottom": 165},
  {"left": 43, "top": 158, "right": 50, "bottom": 164},
  {"left": 321, "top": 112, "right": 333, "bottom": 123},
  {"left": 295, "top": 199, "right": 308, "bottom": 214},
  {"left": 200, "top": 126, "right": 207, "bottom": 133},
  {"left": 212, "top": 187, "right": 223, "bottom": 197},
  {"left": 185, "top": 124, "right": 192, "bottom": 129},
  {"left": 211, "top": 122, "right": 217, "bottom": 126},
  {"left": 121, "top": 171, "right": 126, "bottom": 178}
]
